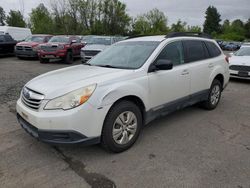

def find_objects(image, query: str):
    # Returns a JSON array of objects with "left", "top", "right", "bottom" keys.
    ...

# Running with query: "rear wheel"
[
  {"left": 101, "top": 101, "right": 142, "bottom": 153},
  {"left": 64, "top": 51, "right": 73, "bottom": 64},
  {"left": 201, "top": 79, "right": 222, "bottom": 110}
]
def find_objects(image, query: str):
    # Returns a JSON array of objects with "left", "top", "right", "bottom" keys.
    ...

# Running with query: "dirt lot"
[{"left": 0, "top": 56, "right": 250, "bottom": 188}]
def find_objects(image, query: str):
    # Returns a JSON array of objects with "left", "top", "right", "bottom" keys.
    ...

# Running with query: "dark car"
[
  {"left": 15, "top": 35, "right": 53, "bottom": 59},
  {"left": 0, "top": 34, "right": 17, "bottom": 55},
  {"left": 38, "top": 35, "right": 84, "bottom": 64}
]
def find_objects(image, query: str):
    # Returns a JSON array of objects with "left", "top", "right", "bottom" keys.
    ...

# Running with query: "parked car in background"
[
  {"left": 38, "top": 35, "right": 84, "bottom": 64},
  {"left": 80, "top": 35, "right": 96, "bottom": 45},
  {"left": 0, "top": 34, "right": 17, "bottom": 55},
  {"left": 81, "top": 36, "right": 123, "bottom": 63},
  {"left": 16, "top": 33, "right": 229, "bottom": 152},
  {"left": 0, "top": 26, "right": 31, "bottom": 41},
  {"left": 15, "top": 35, "right": 53, "bottom": 59},
  {"left": 229, "top": 46, "right": 250, "bottom": 79},
  {"left": 223, "top": 42, "right": 238, "bottom": 51}
]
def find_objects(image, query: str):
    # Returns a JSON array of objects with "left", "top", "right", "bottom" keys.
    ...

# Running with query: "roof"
[{"left": 125, "top": 35, "right": 166, "bottom": 42}]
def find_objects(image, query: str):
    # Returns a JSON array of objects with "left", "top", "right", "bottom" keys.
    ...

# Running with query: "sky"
[{"left": 0, "top": 0, "right": 249, "bottom": 26}]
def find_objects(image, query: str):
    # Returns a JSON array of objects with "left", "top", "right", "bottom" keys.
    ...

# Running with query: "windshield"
[
  {"left": 49, "top": 36, "right": 70, "bottom": 43},
  {"left": 89, "top": 37, "right": 112, "bottom": 45},
  {"left": 235, "top": 47, "right": 250, "bottom": 56},
  {"left": 82, "top": 35, "right": 95, "bottom": 43},
  {"left": 88, "top": 41, "right": 160, "bottom": 69},
  {"left": 25, "top": 36, "right": 45, "bottom": 42}
]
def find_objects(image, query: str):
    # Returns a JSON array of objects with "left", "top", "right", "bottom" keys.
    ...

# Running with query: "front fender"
[{"left": 88, "top": 79, "right": 149, "bottom": 110}]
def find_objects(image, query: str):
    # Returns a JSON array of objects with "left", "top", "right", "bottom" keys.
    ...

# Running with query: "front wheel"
[
  {"left": 201, "top": 79, "right": 222, "bottom": 110},
  {"left": 64, "top": 51, "right": 73, "bottom": 64},
  {"left": 101, "top": 101, "right": 142, "bottom": 153}
]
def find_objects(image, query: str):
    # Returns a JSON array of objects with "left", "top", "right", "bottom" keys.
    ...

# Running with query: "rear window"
[
  {"left": 205, "top": 41, "right": 221, "bottom": 58},
  {"left": 184, "top": 40, "right": 208, "bottom": 63}
]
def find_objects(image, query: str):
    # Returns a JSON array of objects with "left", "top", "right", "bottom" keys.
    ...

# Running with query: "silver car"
[{"left": 81, "top": 36, "right": 123, "bottom": 63}]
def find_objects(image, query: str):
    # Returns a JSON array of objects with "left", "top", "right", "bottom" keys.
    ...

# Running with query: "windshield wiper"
[
  {"left": 96, "top": 64, "right": 119, "bottom": 69},
  {"left": 83, "top": 62, "right": 92, "bottom": 66}
]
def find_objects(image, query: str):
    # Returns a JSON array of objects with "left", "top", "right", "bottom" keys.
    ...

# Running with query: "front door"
[{"left": 148, "top": 41, "right": 190, "bottom": 111}]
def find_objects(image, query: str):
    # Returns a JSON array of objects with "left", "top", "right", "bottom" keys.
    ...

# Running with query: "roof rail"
[{"left": 165, "top": 32, "right": 212, "bottom": 39}]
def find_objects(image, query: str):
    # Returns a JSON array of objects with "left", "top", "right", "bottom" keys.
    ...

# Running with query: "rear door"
[
  {"left": 0, "top": 35, "right": 6, "bottom": 54},
  {"left": 183, "top": 40, "right": 211, "bottom": 95}
]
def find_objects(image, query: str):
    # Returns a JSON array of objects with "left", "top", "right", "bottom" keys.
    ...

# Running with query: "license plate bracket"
[{"left": 238, "top": 71, "right": 249, "bottom": 77}]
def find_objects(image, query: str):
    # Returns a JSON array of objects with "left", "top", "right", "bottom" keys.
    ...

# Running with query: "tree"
[
  {"left": 6, "top": 10, "right": 26, "bottom": 27},
  {"left": 30, "top": 3, "right": 54, "bottom": 34},
  {"left": 171, "top": 20, "right": 187, "bottom": 32},
  {"left": 245, "top": 19, "right": 250, "bottom": 39},
  {"left": 187, "top": 25, "right": 201, "bottom": 32},
  {"left": 203, "top": 6, "right": 221, "bottom": 35},
  {"left": 133, "top": 8, "right": 168, "bottom": 35},
  {"left": 0, "top": 6, "right": 6, "bottom": 25}
]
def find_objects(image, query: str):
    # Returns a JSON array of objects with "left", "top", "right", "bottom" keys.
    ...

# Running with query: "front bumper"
[
  {"left": 38, "top": 50, "right": 67, "bottom": 59},
  {"left": 16, "top": 98, "right": 111, "bottom": 145},
  {"left": 15, "top": 49, "right": 38, "bottom": 57},
  {"left": 229, "top": 69, "right": 250, "bottom": 80},
  {"left": 17, "top": 113, "right": 100, "bottom": 145}
]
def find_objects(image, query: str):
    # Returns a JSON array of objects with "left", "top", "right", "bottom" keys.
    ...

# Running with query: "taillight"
[{"left": 225, "top": 56, "right": 229, "bottom": 63}]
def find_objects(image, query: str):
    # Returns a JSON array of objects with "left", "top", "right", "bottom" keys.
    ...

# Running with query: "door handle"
[
  {"left": 181, "top": 69, "right": 189, "bottom": 75},
  {"left": 208, "top": 63, "right": 214, "bottom": 68}
]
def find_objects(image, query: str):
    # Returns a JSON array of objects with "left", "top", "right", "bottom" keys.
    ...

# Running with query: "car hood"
[
  {"left": 16, "top": 41, "right": 40, "bottom": 47},
  {"left": 82, "top": 44, "right": 109, "bottom": 51},
  {"left": 229, "top": 56, "right": 250, "bottom": 66},
  {"left": 25, "top": 65, "right": 130, "bottom": 99},
  {"left": 40, "top": 42, "right": 68, "bottom": 47}
]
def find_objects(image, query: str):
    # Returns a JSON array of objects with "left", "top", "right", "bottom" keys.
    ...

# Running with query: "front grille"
[
  {"left": 16, "top": 46, "right": 33, "bottom": 51},
  {"left": 229, "top": 65, "right": 250, "bottom": 72},
  {"left": 24, "top": 46, "right": 32, "bottom": 51},
  {"left": 21, "top": 87, "right": 44, "bottom": 110},
  {"left": 16, "top": 46, "right": 23, "bottom": 50},
  {"left": 82, "top": 50, "right": 100, "bottom": 57},
  {"left": 41, "top": 46, "right": 58, "bottom": 52}
]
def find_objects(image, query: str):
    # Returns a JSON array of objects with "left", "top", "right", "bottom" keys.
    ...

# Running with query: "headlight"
[
  {"left": 44, "top": 84, "right": 96, "bottom": 110},
  {"left": 58, "top": 45, "right": 65, "bottom": 50},
  {"left": 32, "top": 46, "right": 40, "bottom": 51}
]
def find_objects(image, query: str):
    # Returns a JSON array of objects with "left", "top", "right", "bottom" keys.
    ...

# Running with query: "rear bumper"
[
  {"left": 15, "top": 50, "right": 38, "bottom": 57},
  {"left": 17, "top": 113, "right": 100, "bottom": 145}
]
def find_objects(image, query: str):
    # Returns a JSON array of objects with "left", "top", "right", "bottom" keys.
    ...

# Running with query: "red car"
[
  {"left": 15, "top": 35, "right": 53, "bottom": 58},
  {"left": 38, "top": 35, "right": 84, "bottom": 64}
]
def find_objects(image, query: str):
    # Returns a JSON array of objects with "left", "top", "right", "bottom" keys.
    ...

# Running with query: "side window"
[
  {"left": 156, "top": 41, "right": 184, "bottom": 66},
  {"left": 0, "top": 35, "right": 5, "bottom": 42},
  {"left": 5, "top": 35, "right": 13, "bottom": 41},
  {"left": 205, "top": 41, "right": 222, "bottom": 58},
  {"left": 76, "top": 37, "right": 81, "bottom": 43},
  {"left": 184, "top": 40, "right": 208, "bottom": 63}
]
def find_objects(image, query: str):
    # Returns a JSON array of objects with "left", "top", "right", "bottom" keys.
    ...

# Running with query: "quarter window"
[
  {"left": 184, "top": 40, "right": 207, "bottom": 63},
  {"left": 205, "top": 41, "right": 221, "bottom": 57},
  {"left": 156, "top": 41, "right": 184, "bottom": 66}
]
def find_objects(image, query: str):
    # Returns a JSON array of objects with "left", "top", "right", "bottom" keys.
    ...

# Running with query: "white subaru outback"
[{"left": 16, "top": 33, "right": 229, "bottom": 152}]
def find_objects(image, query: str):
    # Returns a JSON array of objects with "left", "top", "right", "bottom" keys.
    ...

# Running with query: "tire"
[
  {"left": 101, "top": 100, "right": 142, "bottom": 153},
  {"left": 64, "top": 51, "right": 73, "bottom": 64},
  {"left": 40, "top": 58, "right": 49, "bottom": 64},
  {"left": 201, "top": 79, "right": 222, "bottom": 110}
]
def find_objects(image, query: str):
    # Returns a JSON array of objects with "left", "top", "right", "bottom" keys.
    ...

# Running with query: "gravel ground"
[{"left": 0, "top": 56, "right": 250, "bottom": 188}]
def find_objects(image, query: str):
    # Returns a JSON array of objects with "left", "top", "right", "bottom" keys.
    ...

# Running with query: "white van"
[{"left": 0, "top": 26, "right": 31, "bottom": 41}]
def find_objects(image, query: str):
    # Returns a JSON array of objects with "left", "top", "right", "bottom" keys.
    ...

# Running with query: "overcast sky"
[{"left": 0, "top": 0, "right": 249, "bottom": 26}]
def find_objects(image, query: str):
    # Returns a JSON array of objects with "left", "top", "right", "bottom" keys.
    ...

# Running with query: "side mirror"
[
  {"left": 149, "top": 59, "right": 173, "bottom": 72},
  {"left": 71, "top": 39, "right": 77, "bottom": 44}
]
